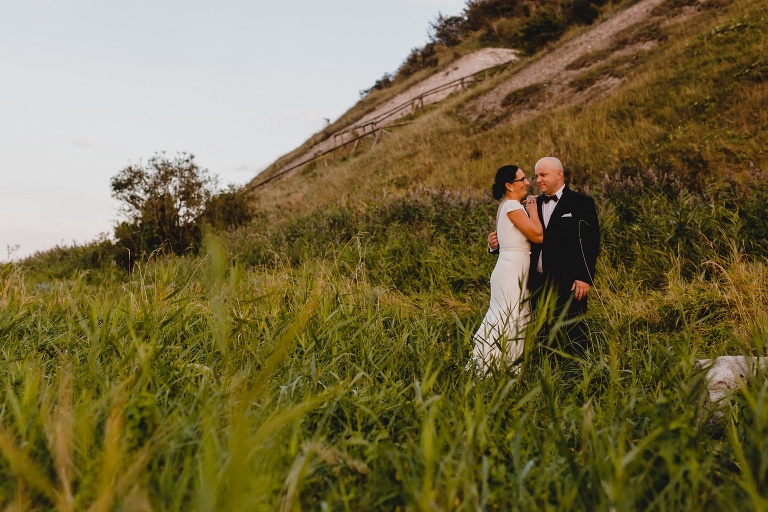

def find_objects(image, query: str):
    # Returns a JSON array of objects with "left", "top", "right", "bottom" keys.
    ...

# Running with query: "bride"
[{"left": 471, "top": 164, "right": 543, "bottom": 376}]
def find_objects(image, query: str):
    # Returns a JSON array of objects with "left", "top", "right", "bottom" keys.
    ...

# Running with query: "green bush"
[
  {"left": 110, "top": 152, "right": 216, "bottom": 259},
  {"left": 515, "top": 10, "right": 566, "bottom": 54},
  {"left": 201, "top": 184, "right": 254, "bottom": 232},
  {"left": 397, "top": 44, "right": 439, "bottom": 79},
  {"left": 568, "top": 0, "right": 601, "bottom": 25}
]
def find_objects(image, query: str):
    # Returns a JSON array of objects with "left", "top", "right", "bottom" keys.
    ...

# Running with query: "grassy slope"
[
  {"left": 2, "top": 0, "right": 768, "bottom": 509},
  {"left": 249, "top": 0, "right": 766, "bottom": 217}
]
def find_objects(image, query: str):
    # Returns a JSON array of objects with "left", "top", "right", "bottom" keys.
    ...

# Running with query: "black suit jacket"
[{"left": 528, "top": 187, "right": 600, "bottom": 297}]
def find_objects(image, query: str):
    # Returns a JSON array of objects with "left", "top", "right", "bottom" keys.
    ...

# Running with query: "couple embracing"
[{"left": 471, "top": 157, "right": 600, "bottom": 376}]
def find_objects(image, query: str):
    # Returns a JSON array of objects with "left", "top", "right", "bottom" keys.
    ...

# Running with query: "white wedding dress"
[{"left": 472, "top": 199, "right": 531, "bottom": 375}]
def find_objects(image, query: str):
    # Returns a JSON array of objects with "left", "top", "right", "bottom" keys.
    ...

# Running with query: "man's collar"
[{"left": 552, "top": 184, "right": 566, "bottom": 198}]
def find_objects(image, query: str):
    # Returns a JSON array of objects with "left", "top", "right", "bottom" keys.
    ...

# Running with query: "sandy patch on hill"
[
  {"left": 470, "top": 0, "right": 668, "bottom": 115},
  {"left": 261, "top": 49, "right": 519, "bottom": 182},
  {"left": 352, "top": 48, "right": 520, "bottom": 129}
]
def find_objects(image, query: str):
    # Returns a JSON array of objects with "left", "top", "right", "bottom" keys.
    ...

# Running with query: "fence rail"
[{"left": 246, "top": 61, "right": 512, "bottom": 192}]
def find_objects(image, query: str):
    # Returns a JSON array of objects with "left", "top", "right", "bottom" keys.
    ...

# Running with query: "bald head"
[
  {"left": 535, "top": 156, "right": 565, "bottom": 195},
  {"left": 535, "top": 157, "right": 563, "bottom": 173}
]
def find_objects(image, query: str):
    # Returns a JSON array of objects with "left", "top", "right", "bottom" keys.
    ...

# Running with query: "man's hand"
[
  {"left": 487, "top": 231, "right": 499, "bottom": 252},
  {"left": 572, "top": 280, "right": 590, "bottom": 300}
]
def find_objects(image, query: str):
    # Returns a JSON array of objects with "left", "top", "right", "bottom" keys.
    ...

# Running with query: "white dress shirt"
[{"left": 537, "top": 185, "right": 565, "bottom": 273}]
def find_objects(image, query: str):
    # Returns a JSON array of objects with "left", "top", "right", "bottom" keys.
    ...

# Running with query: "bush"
[
  {"left": 515, "top": 10, "right": 566, "bottom": 55},
  {"left": 360, "top": 72, "right": 395, "bottom": 98},
  {"left": 430, "top": 14, "right": 465, "bottom": 47},
  {"left": 501, "top": 82, "right": 548, "bottom": 108},
  {"left": 201, "top": 184, "right": 254, "bottom": 232},
  {"left": 110, "top": 152, "right": 217, "bottom": 260},
  {"left": 568, "top": 0, "right": 601, "bottom": 25},
  {"left": 397, "top": 43, "right": 439, "bottom": 79},
  {"left": 464, "top": 0, "right": 531, "bottom": 32}
]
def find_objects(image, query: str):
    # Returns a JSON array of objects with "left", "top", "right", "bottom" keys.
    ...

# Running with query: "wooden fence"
[{"left": 246, "top": 62, "right": 511, "bottom": 191}]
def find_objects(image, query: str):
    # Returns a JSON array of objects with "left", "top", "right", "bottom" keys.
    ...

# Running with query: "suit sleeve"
[{"left": 578, "top": 197, "right": 600, "bottom": 284}]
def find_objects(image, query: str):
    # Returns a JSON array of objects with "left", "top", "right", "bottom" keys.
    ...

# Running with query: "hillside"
[
  {"left": 3, "top": 0, "right": 768, "bottom": 509},
  {"left": 251, "top": 0, "right": 668, "bottom": 188},
  {"left": 246, "top": 0, "right": 766, "bottom": 220}
]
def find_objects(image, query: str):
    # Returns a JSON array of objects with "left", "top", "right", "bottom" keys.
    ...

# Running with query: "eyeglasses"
[{"left": 509, "top": 176, "right": 529, "bottom": 184}]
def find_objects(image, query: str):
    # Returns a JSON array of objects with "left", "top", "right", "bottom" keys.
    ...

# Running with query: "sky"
[{"left": 0, "top": 0, "right": 466, "bottom": 261}]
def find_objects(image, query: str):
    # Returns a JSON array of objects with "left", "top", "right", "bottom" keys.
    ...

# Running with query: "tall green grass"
[
  {"left": 3, "top": 171, "right": 768, "bottom": 509},
  {"left": 4, "top": 0, "right": 768, "bottom": 508}
]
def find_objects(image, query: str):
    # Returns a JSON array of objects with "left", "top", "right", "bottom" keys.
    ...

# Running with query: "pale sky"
[{"left": 0, "top": 0, "right": 466, "bottom": 261}]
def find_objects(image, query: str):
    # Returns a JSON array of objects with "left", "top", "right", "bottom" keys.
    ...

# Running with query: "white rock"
[{"left": 695, "top": 356, "right": 767, "bottom": 403}]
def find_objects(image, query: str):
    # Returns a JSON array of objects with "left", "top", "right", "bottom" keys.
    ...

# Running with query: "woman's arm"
[{"left": 508, "top": 206, "right": 543, "bottom": 243}]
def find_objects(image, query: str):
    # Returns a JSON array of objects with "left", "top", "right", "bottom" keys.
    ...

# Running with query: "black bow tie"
[{"left": 542, "top": 195, "right": 558, "bottom": 204}]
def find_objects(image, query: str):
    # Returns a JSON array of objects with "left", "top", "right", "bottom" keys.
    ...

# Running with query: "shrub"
[
  {"left": 397, "top": 44, "right": 439, "bottom": 79},
  {"left": 201, "top": 184, "right": 254, "bottom": 232},
  {"left": 464, "top": 0, "right": 531, "bottom": 32},
  {"left": 360, "top": 73, "right": 394, "bottom": 98},
  {"left": 430, "top": 14, "right": 465, "bottom": 47},
  {"left": 110, "top": 152, "right": 217, "bottom": 260},
  {"left": 568, "top": 0, "right": 601, "bottom": 25},
  {"left": 515, "top": 10, "right": 566, "bottom": 55}
]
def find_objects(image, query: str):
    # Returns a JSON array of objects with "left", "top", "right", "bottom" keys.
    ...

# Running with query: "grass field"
[
  {"left": 3, "top": 178, "right": 768, "bottom": 509},
  {"left": 3, "top": 0, "right": 768, "bottom": 509}
]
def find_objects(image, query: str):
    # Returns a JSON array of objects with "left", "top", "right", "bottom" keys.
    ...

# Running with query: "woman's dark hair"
[{"left": 491, "top": 165, "right": 520, "bottom": 200}]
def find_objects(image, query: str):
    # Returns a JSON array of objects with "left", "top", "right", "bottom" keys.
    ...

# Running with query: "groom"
[{"left": 489, "top": 157, "right": 600, "bottom": 354}]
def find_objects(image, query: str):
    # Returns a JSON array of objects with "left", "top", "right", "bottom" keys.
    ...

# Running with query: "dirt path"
[
  {"left": 473, "top": 0, "right": 668, "bottom": 112},
  {"left": 354, "top": 48, "right": 519, "bottom": 128}
]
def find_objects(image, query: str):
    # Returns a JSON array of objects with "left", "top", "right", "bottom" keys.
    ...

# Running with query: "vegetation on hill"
[
  {"left": 267, "top": 0, "right": 633, "bottom": 178},
  {"left": 2, "top": 0, "right": 768, "bottom": 509},
  {"left": 366, "top": 0, "right": 620, "bottom": 95},
  {"left": 250, "top": 0, "right": 766, "bottom": 220},
  {"left": 19, "top": 153, "right": 252, "bottom": 282}
]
